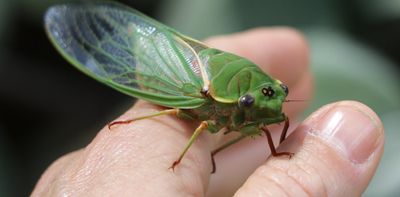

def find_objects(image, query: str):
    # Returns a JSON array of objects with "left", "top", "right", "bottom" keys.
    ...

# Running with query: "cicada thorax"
[{"left": 198, "top": 48, "right": 274, "bottom": 103}]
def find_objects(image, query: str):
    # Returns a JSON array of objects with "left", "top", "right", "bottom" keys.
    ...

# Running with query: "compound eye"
[
  {"left": 239, "top": 94, "right": 255, "bottom": 107},
  {"left": 262, "top": 87, "right": 275, "bottom": 97},
  {"left": 280, "top": 84, "right": 289, "bottom": 96}
]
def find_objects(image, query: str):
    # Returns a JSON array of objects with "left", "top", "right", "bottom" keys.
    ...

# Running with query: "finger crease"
[
  {"left": 261, "top": 164, "right": 291, "bottom": 197},
  {"left": 297, "top": 145, "right": 330, "bottom": 197},
  {"left": 268, "top": 162, "right": 314, "bottom": 197}
]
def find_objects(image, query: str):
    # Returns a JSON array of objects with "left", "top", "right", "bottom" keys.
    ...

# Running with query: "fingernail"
[{"left": 310, "top": 103, "right": 383, "bottom": 164}]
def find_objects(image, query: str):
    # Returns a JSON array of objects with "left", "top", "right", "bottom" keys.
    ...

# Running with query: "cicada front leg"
[{"left": 261, "top": 126, "right": 293, "bottom": 157}]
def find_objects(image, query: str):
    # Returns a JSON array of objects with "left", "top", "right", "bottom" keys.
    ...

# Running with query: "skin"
[{"left": 32, "top": 27, "right": 384, "bottom": 197}]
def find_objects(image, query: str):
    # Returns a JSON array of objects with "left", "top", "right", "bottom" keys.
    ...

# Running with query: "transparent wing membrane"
[{"left": 45, "top": 2, "right": 206, "bottom": 108}]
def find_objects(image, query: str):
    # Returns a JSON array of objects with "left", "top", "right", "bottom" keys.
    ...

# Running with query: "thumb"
[{"left": 235, "top": 101, "right": 384, "bottom": 196}]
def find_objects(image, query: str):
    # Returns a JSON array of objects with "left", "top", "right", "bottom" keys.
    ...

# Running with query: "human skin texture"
[{"left": 32, "top": 28, "right": 384, "bottom": 197}]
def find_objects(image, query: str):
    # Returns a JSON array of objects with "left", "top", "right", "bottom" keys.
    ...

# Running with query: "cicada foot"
[
  {"left": 107, "top": 120, "right": 135, "bottom": 130},
  {"left": 169, "top": 159, "right": 181, "bottom": 172},
  {"left": 271, "top": 151, "right": 294, "bottom": 159}
]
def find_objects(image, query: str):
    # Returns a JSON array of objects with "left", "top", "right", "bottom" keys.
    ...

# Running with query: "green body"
[
  {"left": 179, "top": 48, "right": 287, "bottom": 135},
  {"left": 44, "top": 2, "right": 289, "bottom": 164}
]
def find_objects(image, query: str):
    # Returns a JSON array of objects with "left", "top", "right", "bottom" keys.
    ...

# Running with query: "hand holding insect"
[
  {"left": 44, "top": 2, "right": 300, "bottom": 172},
  {"left": 33, "top": 27, "right": 384, "bottom": 196}
]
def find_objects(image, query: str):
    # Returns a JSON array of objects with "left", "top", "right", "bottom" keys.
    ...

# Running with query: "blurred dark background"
[{"left": 0, "top": 0, "right": 399, "bottom": 196}]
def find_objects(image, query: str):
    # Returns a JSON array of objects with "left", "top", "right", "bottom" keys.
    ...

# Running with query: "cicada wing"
[{"left": 44, "top": 2, "right": 207, "bottom": 108}]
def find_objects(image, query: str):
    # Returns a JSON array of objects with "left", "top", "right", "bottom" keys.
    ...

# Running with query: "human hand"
[{"left": 32, "top": 28, "right": 384, "bottom": 196}]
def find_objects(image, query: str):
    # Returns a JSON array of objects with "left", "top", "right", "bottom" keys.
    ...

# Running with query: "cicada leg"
[
  {"left": 279, "top": 116, "right": 290, "bottom": 144},
  {"left": 169, "top": 121, "right": 208, "bottom": 171},
  {"left": 210, "top": 134, "right": 246, "bottom": 173},
  {"left": 261, "top": 126, "right": 293, "bottom": 157},
  {"left": 108, "top": 108, "right": 179, "bottom": 129}
]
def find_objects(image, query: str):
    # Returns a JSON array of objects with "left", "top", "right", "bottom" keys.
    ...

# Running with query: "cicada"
[{"left": 44, "top": 2, "right": 292, "bottom": 173}]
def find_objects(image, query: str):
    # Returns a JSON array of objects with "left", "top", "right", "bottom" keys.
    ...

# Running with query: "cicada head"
[{"left": 239, "top": 80, "right": 288, "bottom": 120}]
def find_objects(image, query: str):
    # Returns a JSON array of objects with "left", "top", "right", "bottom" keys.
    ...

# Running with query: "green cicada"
[{"left": 45, "top": 2, "right": 292, "bottom": 173}]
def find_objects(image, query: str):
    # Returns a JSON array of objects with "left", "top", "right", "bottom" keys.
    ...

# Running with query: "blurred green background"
[{"left": 0, "top": 0, "right": 399, "bottom": 196}]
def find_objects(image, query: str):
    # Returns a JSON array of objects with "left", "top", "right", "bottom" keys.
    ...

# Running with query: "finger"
[
  {"left": 235, "top": 101, "right": 384, "bottom": 196},
  {"left": 32, "top": 150, "right": 83, "bottom": 196},
  {"left": 33, "top": 101, "right": 213, "bottom": 196}
]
